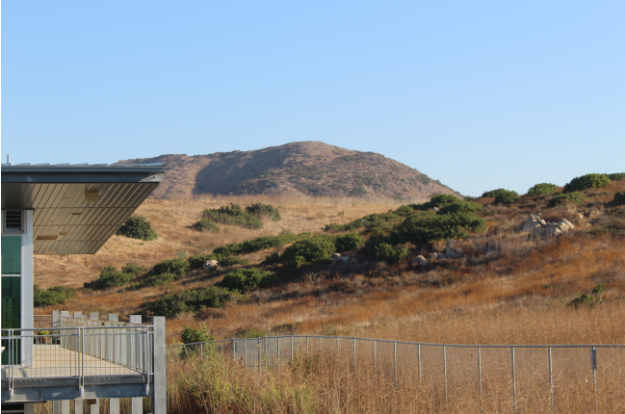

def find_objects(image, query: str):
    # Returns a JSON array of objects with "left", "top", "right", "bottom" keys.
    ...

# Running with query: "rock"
[
  {"left": 558, "top": 218, "right": 575, "bottom": 229},
  {"left": 432, "top": 207, "right": 439, "bottom": 212},
  {"left": 202, "top": 260, "right": 219, "bottom": 272},
  {"left": 445, "top": 240, "right": 464, "bottom": 259},
  {"left": 522, "top": 214, "right": 546, "bottom": 233},
  {"left": 412, "top": 255, "right": 428, "bottom": 266},
  {"left": 331, "top": 253, "right": 342, "bottom": 260},
  {"left": 429, "top": 252, "right": 439, "bottom": 261},
  {"left": 339, "top": 256, "right": 350, "bottom": 263}
]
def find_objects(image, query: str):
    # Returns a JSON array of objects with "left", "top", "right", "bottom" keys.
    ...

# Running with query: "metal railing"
[
  {"left": 34, "top": 315, "right": 53, "bottom": 329},
  {"left": 2, "top": 325, "right": 154, "bottom": 395},
  {"left": 168, "top": 335, "right": 625, "bottom": 413}
]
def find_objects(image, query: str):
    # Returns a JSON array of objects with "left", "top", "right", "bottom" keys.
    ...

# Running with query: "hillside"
[{"left": 118, "top": 141, "right": 456, "bottom": 200}]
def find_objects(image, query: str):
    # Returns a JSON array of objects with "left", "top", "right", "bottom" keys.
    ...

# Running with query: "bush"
[
  {"left": 437, "top": 201, "right": 483, "bottom": 215},
  {"left": 280, "top": 235, "right": 337, "bottom": 266},
  {"left": 613, "top": 191, "right": 625, "bottom": 206},
  {"left": 393, "top": 205, "right": 414, "bottom": 216},
  {"left": 142, "top": 272, "right": 177, "bottom": 287},
  {"left": 202, "top": 203, "right": 263, "bottom": 230},
  {"left": 151, "top": 258, "right": 190, "bottom": 277},
  {"left": 85, "top": 266, "right": 134, "bottom": 290},
  {"left": 608, "top": 173, "right": 625, "bottom": 181},
  {"left": 181, "top": 323, "right": 214, "bottom": 344},
  {"left": 245, "top": 203, "right": 281, "bottom": 222},
  {"left": 117, "top": 215, "right": 158, "bottom": 241},
  {"left": 34, "top": 285, "right": 76, "bottom": 307},
  {"left": 217, "top": 256, "right": 250, "bottom": 268},
  {"left": 192, "top": 219, "right": 221, "bottom": 233},
  {"left": 188, "top": 254, "right": 217, "bottom": 270},
  {"left": 213, "top": 234, "right": 300, "bottom": 257},
  {"left": 341, "top": 212, "right": 399, "bottom": 232},
  {"left": 547, "top": 192, "right": 585, "bottom": 208},
  {"left": 374, "top": 243, "right": 410, "bottom": 264},
  {"left": 481, "top": 189, "right": 520, "bottom": 205},
  {"left": 527, "top": 183, "right": 558, "bottom": 197},
  {"left": 147, "top": 286, "right": 239, "bottom": 316},
  {"left": 122, "top": 263, "right": 147, "bottom": 276},
  {"left": 323, "top": 223, "right": 343, "bottom": 232},
  {"left": 215, "top": 268, "right": 275, "bottom": 293},
  {"left": 235, "top": 327, "right": 267, "bottom": 338},
  {"left": 392, "top": 212, "right": 486, "bottom": 245},
  {"left": 335, "top": 233, "right": 366, "bottom": 252},
  {"left": 564, "top": 174, "right": 611, "bottom": 192}
]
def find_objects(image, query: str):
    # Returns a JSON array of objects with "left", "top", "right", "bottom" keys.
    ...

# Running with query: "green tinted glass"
[
  {"left": 2, "top": 236, "right": 21, "bottom": 274},
  {"left": 1, "top": 276, "right": 21, "bottom": 329}
]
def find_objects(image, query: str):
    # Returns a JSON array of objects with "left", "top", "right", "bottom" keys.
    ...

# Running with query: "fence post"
[
  {"left": 291, "top": 336, "right": 294, "bottom": 363},
  {"left": 393, "top": 342, "right": 398, "bottom": 390},
  {"left": 548, "top": 347, "right": 553, "bottom": 413},
  {"left": 277, "top": 337, "right": 280, "bottom": 368},
  {"left": 353, "top": 338, "right": 357, "bottom": 371},
  {"left": 373, "top": 341, "right": 377, "bottom": 376},
  {"left": 265, "top": 336, "right": 268, "bottom": 368},
  {"left": 336, "top": 337, "right": 340, "bottom": 360},
  {"left": 511, "top": 347, "right": 516, "bottom": 414},
  {"left": 258, "top": 337, "right": 261, "bottom": 375},
  {"left": 591, "top": 346, "right": 598, "bottom": 414},
  {"left": 418, "top": 344, "right": 422, "bottom": 386},
  {"left": 232, "top": 338, "right": 236, "bottom": 361},
  {"left": 306, "top": 337, "right": 309, "bottom": 356},
  {"left": 244, "top": 338, "right": 248, "bottom": 366},
  {"left": 478, "top": 346, "right": 482, "bottom": 412},
  {"left": 443, "top": 345, "right": 448, "bottom": 407},
  {"left": 200, "top": 342, "right": 203, "bottom": 361},
  {"left": 152, "top": 316, "right": 167, "bottom": 414}
]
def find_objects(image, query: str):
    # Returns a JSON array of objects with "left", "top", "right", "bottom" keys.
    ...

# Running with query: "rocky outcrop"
[
  {"left": 522, "top": 215, "right": 574, "bottom": 237},
  {"left": 412, "top": 255, "right": 428, "bottom": 266}
]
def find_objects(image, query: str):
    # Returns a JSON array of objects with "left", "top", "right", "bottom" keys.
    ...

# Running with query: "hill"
[{"left": 118, "top": 141, "right": 456, "bottom": 200}]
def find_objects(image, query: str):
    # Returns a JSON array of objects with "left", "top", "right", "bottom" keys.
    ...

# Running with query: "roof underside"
[{"left": 1, "top": 164, "right": 163, "bottom": 255}]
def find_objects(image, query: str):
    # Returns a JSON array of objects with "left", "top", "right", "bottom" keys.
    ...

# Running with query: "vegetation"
[
  {"left": 33, "top": 285, "right": 76, "bottom": 307},
  {"left": 436, "top": 200, "right": 483, "bottom": 215},
  {"left": 564, "top": 173, "right": 611, "bottom": 192},
  {"left": 192, "top": 219, "right": 221, "bottom": 233},
  {"left": 202, "top": 203, "right": 263, "bottom": 229},
  {"left": 121, "top": 263, "right": 147, "bottom": 276},
  {"left": 147, "top": 286, "right": 240, "bottom": 317},
  {"left": 116, "top": 215, "right": 158, "bottom": 241},
  {"left": 547, "top": 192, "right": 585, "bottom": 208},
  {"left": 151, "top": 258, "right": 190, "bottom": 277},
  {"left": 245, "top": 203, "right": 281, "bottom": 221},
  {"left": 608, "top": 173, "right": 625, "bottom": 181},
  {"left": 217, "top": 256, "right": 250, "bottom": 267},
  {"left": 188, "top": 254, "right": 216, "bottom": 270},
  {"left": 527, "top": 183, "right": 558, "bottom": 197},
  {"left": 613, "top": 191, "right": 625, "bottom": 206},
  {"left": 213, "top": 234, "right": 301, "bottom": 257},
  {"left": 412, "top": 194, "right": 462, "bottom": 211},
  {"left": 481, "top": 188, "right": 520, "bottom": 204},
  {"left": 142, "top": 272, "right": 177, "bottom": 287},
  {"left": 181, "top": 323, "right": 214, "bottom": 344},
  {"left": 279, "top": 235, "right": 337, "bottom": 266},
  {"left": 84, "top": 266, "right": 133, "bottom": 290},
  {"left": 373, "top": 243, "right": 410, "bottom": 264},
  {"left": 392, "top": 211, "right": 485, "bottom": 245},
  {"left": 334, "top": 233, "right": 366, "bottom": 252},
  {"left": 569, "top": 284, "right": 606, "bottom": 309},
  {"left": 215, "top": 268, "right": 275, "bottom": 293}
]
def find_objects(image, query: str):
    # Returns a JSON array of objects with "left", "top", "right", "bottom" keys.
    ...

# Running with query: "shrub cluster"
[
  {"left": 245, "top": 203, "right": 281, "bottom": 222},
  {"left": 202, "top": 204, "right": 263, "bottom": 230},
  {"left": 527, "top": 183, "right": 558, "bottom": 197},
  {"left": 142, "top": 272, "right": 177, "bottom": 287},
  {"left": 188, "top": 254, "right": 216, "bottom": 270},
  {"left": 117, "top": 215, "right": 158, "bottom": 241},
  {"left": 84, "top": 266, "right": 133, "bottom": 290},
  {"left": 564, "top": 174, "right": 611, "bottom": 193},
  {"left": 277, "top": 233, "right": 364, "bottom": 266},
  {"left": 436, "top": 200, "right": 483, "bottom": 215},
  {"left": 613, "top": 191, "right": 625, "bottom": 206},
  {"left": 192, "top": 219, "right": 221, "bottom": 233},
  {"left": 151, "top": 258, "right": 190, "bottom": 277},
  {"left": 608, "top": 173, "right": 625, "bottom": 181},
  {"left": 333, "top": 212, "right": 399, "bottom": 232},
  {"left": 373, "top": 243, "right": 410, "bottom": 264},
  {"left": 34, "top": 285, "right": 76, "bottom": 307},
  {"left": 215, "top": 268, "right": 274, "bottom": 293},
  {"left": 547, "top": 192, "right": 585, "bottom": 208},
  {"left": 217, "top": 256, "right": 250, "bottom": 268},
  {"left": 392, "top": 211, "right": 486, "bottom": 245},
  {"left": 213, "top": 234, "right": 301, "bottom": 257},
  {"left": 481, "top": 189, "right": 520, "bottom": 205},
  {"left": 181, "top": 323, "right": 214, "bottom": 344},
  {"left": 147, "top": 286, "right": 239, "bottom": 317}
]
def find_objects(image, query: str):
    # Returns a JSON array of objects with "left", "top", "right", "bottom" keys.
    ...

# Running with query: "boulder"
[
  {"left": 412, "top": 255, "right": 428, "bottom": 266},
  {"left": 331, "top": 253, "right": 342, "bottom": 260},
  {"left": 202, "top": 260, "right": 219, "bottom": 272},
  {"left": 522, "top": 214, "right": 546, "bottom": 233},
  {"left": 429, "top": 252, "right": 439, "bottom": 261}
]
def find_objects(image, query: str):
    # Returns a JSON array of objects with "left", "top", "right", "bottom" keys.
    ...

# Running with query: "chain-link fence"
[{"left": 168, "top": 335, "right": 625, "bottom": 413}]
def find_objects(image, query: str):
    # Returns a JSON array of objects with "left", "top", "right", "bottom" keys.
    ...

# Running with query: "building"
[{"left": 1, "top": 162, "right": 166, "bottom": 414}]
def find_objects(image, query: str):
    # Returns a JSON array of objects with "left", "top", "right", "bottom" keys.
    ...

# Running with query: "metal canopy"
[{"left": 1, "top": 163, "right": 163, "bottom": 255}]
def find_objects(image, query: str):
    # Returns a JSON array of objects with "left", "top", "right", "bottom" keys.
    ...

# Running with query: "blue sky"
[{"left": 2, "top": 1, "right": 624, "bottom": 196}]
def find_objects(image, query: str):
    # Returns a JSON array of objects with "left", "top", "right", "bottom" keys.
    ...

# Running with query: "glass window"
[
  {"left": 1, "top": 236, "right": 21, "bottom": 274},
  {"left": 1, "top": 276, "right": 21, "bottom": 365}
]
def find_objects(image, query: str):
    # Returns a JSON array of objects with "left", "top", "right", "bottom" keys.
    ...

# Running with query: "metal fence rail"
[{"left": 167, "top": 335, "right": 625, "bottom": 413}]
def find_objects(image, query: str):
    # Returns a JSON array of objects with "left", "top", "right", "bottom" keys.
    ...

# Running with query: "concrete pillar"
[
  {"left": 153, "top": 317, "right": 167, "bottom": 414},
  {"left": 108, "top": 314, "right": 119, "bottom": 322},
  {"left": 129, "top": 315, "right": 142, "bottom": 324},
  {"left": 24, "top": 403, "right": 35, "bottom": 414},
  {"left": 90, "top": 398, "right": 99, "bottom": 414},
  {"left": 75, "top": 399, "right": 84, "bottom": 414},
  {"left": 109, "top": 398, "right": 120, "bottom": 414},
  {"left": 52, "top": 310, "right": 61, "bottom": 328},
  {"left": 89, "top": 312, "right": 99, "bottom": 320},
  {"left": 131, "top": 398, "right": 143, "bottom": 414},
  {"left": 51, "top": 400, "right": 69, "bottom": 414}
]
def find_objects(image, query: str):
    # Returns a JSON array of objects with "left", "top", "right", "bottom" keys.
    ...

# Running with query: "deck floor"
[{"left": 2, "top": 345, "right": 139, "bottom": 378}]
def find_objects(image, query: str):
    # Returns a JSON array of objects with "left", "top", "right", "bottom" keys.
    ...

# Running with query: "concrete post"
[
  {"left": 89, "top": 312, "right": 99, "bottom": 320},
  {"left": 75, "top": 399, "right": 84, "bottom": 414},
  {"left": 53, "top": 400, "right": 60, "bottom": 414},
  {"left": 90, "top": 398, "right": 99, "bottom": 414},
  {"left": 52, "top": 310, "right": 61, "bottom": 328},
  {"left": 129, "top": 315, "right": 142, "bottom": 324},
  {"left": 24, "top": 403, "right": 35, "bottom": 414},
  {"left": 153, "top": 316, "right": 167, "bottom": 414},
  {"left": 131, "top": 398, "right": 143, "bottom": 414},
  {"left": 109, "top": 398, "right": 120, "bottom": 414}
]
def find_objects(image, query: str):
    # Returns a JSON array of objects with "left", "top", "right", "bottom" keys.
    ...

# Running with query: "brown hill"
[{"left": 118, "top": 141, "right": 456, "bottom": 200}]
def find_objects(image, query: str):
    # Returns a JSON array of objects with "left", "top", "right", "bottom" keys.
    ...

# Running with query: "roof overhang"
[{"left": 1, "top": 163, "right": 164, "bottom": 255}]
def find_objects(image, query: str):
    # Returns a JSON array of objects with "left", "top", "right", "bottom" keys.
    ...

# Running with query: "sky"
[{"left": 1, "top": 1, "right": 624, "bottom": 196}]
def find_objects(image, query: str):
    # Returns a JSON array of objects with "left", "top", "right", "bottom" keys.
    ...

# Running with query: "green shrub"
[
  {"left": 181, "top": 323, "right": 214, "bottom": 344},
  {"left": 335, "top": 233, "right": 366, "bottom": 252},
  {"left": 142, "top": 272, "right": 177, "bottom": 287},
  {"left": 263, "top": 252, "right": 281, "bottom": 264},
  {"left": 217, "top": 256, "right": 250, "bottom": 267},
  {"left": 122, "top": 263, "right": 147, "bottom": 276},
  {"left": 151, "top": 258, "right": 190, "bottom": 277},
  {"left": 323, "top": 223, "right": 343, "bottom": 232},
  {"left": 547, "top": 192, "right": 585, "bottom": 208},
  {"left": 564, "top": 174, "right": 611, "bottom": 192},
  {"left": 192, "top": 219, "right": 221, "bottom": 233},
  {"left": 437, "top": 201, "right": 483, "bottom": 215},
  {"left": 527, "top": 183, "right": 558, "bottom": 197},
  {"left": 412, "top": 194, "right": 463, "bottom": 211},
  {"left": 215, "top": 268, "right": 274, "bottom": 293},
  {"left": 245, "top": 203, "right": 281, "bottom": 222},
  {"left": 393, "top": 205, "right": 414, "bottom": 216},
  {"left": 202, "top": 203, "right": 263, "bottom": 229},
  {"left": 213, "top": 234, "right": 300, "bottom": 257},
  {"left": 341, "top": 212, "right": 399, "bottom": 232},
  {"left": 235, "top": 327, "right": 267, "bottom": 338},
  {"left": 147, "top": 286, "right": 239, "bottom": 316},
  {"left": 374, "top": 243, "right": 410, "bottom": 264},
  {"left": 392, "top": 212, "right": 486, "bottom": 245},
  {"left": 280, "top": 235, "right": 337, "bottom": 266},
  {"left": 608, "top": 173, "right": 625, "bottom": 181},
  {"left": 117, "top": 215, "right": 158, "bottom": 241},
  {"left": 34, "top": 285, "right": 76, "bottom": 307},
  {"left": 481, "top": 189, "right": 520, "bottom": 205},
  {"left": 612, "top": 191, "right": 625, "bottom": 206},
  {"left": 85, "top": 266, "right": 133, "bottom": 290},
  {"left": 188, "top": 254, "right": 217, "bottom": 270},
  {"left": 569, "top": 284, "right": 606, "bottom": 308}
]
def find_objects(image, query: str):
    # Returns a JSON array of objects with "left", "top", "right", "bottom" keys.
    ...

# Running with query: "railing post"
[
  {"left": 80, "top": 327, "right": 84, "bottom": 396},
  {"left": 478, "top": 346, "right": 482, "bottom": 412},
  {"left": 417, "top": 344, "right": 421, "bottom": 386},
  {"left": 393, "top": 342, "right": 398, "bottom": 390},
  {"left": 548, "top": 347, "right": 553, "bottom": 413},
  {"left": 591, "top": 346, "right": 598, "bottom": 414},
  {"left": 443, "top": 345, "right": 448, "bottom": 407},
  {"left": 512, "top": 347, "right": 516, "bottom": 414},
  {"left": 152, "top": 316, "right": 167, "bottom": 414}
]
